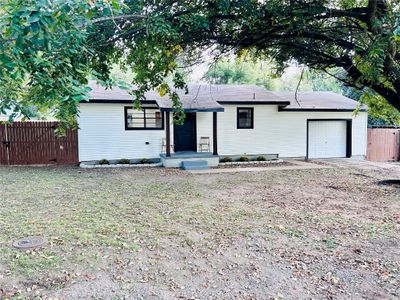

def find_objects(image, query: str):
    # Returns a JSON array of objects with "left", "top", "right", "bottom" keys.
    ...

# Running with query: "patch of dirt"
[{"left": 49, "top": 272, "right": 120, "bottom": 299}]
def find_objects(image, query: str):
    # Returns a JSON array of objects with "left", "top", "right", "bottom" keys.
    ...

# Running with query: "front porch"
[
  {"left": 160, "top": 151, "right": 220, "bottom": 168},
  {"left": 164, "top": 110, "right": 220, "bottom": 155},
  {"left": 161, "top": 98, "right": 223, "bottom": 168}
]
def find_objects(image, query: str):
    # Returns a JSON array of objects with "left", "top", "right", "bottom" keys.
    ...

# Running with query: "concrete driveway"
[{"left": 314, "top": 158, "right": 400, "bottom": 176}]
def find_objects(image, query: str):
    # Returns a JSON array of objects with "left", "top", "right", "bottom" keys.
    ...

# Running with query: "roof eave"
[
  {"left": 218, "top": 101, "right": 291, "bottom": 105},
  {"left": 160, "top": 107, "right": 225, "bottom": 113},
  {"left": 82, "top": 99, "right": 159, "bottom": 105},
  {"left": 278, "top": 107, "right": 367, "bottom": 112}
]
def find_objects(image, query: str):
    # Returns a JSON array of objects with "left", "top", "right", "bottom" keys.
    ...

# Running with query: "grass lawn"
[{"left": 0, "top": 164, "right": 399, "bottom": 299}]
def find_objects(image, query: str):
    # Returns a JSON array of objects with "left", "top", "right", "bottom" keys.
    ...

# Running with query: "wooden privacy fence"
[
  {"left": 367, "top": 128, "right": 400, "bottom": 161},
  {"left": 0, "top": 121, "right": 78, "bottom": 165}
]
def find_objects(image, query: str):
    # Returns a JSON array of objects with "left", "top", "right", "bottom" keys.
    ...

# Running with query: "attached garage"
[{"left": 307, "top": 119, "right": 352, "bottom": 159}]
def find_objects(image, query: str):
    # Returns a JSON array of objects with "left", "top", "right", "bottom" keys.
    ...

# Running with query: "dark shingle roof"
[
  {"left": 87, "top": 81, "right": 364, "bottom": 111},
  {"left": 88, "top": 82, "right": 225, "bottom": 111},
  {"left": 278, "top": 91, "right": 365, "bottom": 111}
]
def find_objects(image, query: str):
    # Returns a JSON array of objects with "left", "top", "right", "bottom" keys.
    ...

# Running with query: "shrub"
[
  {"left": 118, "top": 158, "right": 131, "bottom": 164},
  {"left": 238, "top": 156, "right": 249, "bottom": 162},
  {"left": 98, "top": 159, "right": 110, "bottom": 165},
  {"left": 256, "top": 156, "right": 267, "bottom": 161},
  {"left": 220, "top": 156, "right": 233, "bottom": 163},
  {"left": 140, "top": 158, "right": 151, "bottom": 164}
]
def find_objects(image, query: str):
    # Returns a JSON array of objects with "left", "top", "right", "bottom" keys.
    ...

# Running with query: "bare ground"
[{"left": 0, "top": 161, "right": 399, "bottom": 299}]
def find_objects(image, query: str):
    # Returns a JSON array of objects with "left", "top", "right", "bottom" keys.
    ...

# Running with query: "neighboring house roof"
[
  {"left": 0, "top": 109, "right": 16, "bottom": 121},
  {"left": 0, "top": 110, "right": 21, "bottom": 121},
  {"left": 86, "top": 81, "right": 364, "bottom": 112}
]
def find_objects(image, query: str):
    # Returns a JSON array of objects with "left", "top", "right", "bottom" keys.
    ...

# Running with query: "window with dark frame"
[
  {"left": 237, "top": 107, "right": 254, "bottom": 129},
  {"left": 125, "top": 107, "right": 164, "bottom": 130}
]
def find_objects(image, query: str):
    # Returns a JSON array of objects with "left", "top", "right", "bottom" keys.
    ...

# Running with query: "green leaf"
[{"left": 27, "top": 15, "right": 40, "bottom": 24}]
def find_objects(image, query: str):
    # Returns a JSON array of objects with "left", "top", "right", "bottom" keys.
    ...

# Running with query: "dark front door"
[{"left": 174, "top": 113, "right": 197, "bottom": 152}]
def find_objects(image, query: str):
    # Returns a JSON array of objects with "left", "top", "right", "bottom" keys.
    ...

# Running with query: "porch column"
[
  {"left": 213, "top": 112, "right": 218, "bottom": 155},
  {"left": 166, "top": 111, "right": 171, "bottom": 157}
]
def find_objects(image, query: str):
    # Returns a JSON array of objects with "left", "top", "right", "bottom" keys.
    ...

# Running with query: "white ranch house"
[{"left": 78, "top": 82, "right": 367, "bottom": 167}]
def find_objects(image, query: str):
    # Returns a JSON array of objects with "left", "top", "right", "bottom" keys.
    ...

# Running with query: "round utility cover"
[
  {"left": 13, "top": 236, "right": 46, "bottom": 249},
  {"left": 379, "top": 179, "right": 400, "bottom": 188}
]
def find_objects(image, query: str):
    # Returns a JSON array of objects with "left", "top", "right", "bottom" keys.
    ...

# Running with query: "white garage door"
[{"left": 308, "top": 120, "right": 348, "bottom": 159}]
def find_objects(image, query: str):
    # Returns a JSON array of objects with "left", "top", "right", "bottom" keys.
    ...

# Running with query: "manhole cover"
[{"left": 12, "top": 236, "right": 46, "bottom": 249}]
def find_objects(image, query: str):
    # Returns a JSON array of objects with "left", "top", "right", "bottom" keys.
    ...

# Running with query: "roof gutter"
[
  {"left": 159, "top": 107, "right": 225, "bottom": 113},
  {"left": 218, "top": 101, "right": 291, "bottom": 105},
  {"left": 82, "top": 99, "right": 159, "bottom": 105},
  {"left": 278, "top": 107, "right": 367, "bottom": 112}
]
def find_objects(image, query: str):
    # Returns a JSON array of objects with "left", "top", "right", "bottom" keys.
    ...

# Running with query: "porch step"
[{"left": 181, "top": 160, "right": 209, "bottom": 170}]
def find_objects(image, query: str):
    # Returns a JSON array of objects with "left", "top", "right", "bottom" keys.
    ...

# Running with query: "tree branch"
[{"left": 91, "top": 14, "right": 146, "bottom": 24}]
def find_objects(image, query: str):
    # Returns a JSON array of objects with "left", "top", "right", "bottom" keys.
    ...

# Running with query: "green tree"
[
  {"left": 0, "top": 0, "right": 399, "bottom": 127},
  {"left": 204, "top": 59, "right": 272, "bottom": 86},
  {"left": 204, "top": 59, "right": 343, "bottom": 92}
]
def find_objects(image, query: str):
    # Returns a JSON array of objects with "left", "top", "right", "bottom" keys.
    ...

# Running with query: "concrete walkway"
[{"left": 188, "top": 159, "right": 331, "bottom": 174}]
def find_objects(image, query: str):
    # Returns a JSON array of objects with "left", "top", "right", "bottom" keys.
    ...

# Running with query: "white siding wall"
[
  {"left": 78, "top": 103, "right": 367, "bottom": 161},
  {"left": 197, "top": 105, "right": 367, "bottom": 158},
  {"left": 78, "top": 103, "right": 173, "bottom": 161}
]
